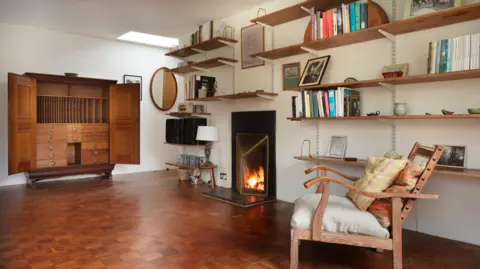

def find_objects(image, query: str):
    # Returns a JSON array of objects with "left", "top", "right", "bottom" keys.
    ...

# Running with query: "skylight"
[{"left": 117, "top": 31, "right": 178, "bottom": 48}]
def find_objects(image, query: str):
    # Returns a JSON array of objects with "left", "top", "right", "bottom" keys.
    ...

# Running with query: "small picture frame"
[
  {"left": 282, "top": 62, "right": 301, "bottom": 90},
  {"left": 193, "top": 104, "right": 206, "bottom": 114},
  {"left": 124, "top": 75, "right": 142, "bottom": 100},
  {"left": 298, "top": 55, "right": 330, "bottom": 87},
  {"left": 404, "top": 0, "right": 462, "bottom": 19},
  {"left": 327, "top": 136, "right": 347, "bottom": 158},
  {"left": 241, "top": 24, "right": 265, "bottom": 69},
  {"left": 435, "top": 144, "right": 466, "bottom": 168}
]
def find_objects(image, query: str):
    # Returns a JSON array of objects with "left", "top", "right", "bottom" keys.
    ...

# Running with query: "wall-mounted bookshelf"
[
  {"left": 187, "top": 92, "right": 278, "bottom": 102},
  {"left": 164, "top": 142, "right": 204, "bottom": 147},
  {"left": 286, "top": 69, "right": 480, "bottom": 91},
  {"left": 288, "top": 114, "right": 480, "bottom": 122},
  {"left": 166, "top": 37, "right": 238, "bottom": 58},
  {"left": 170, "top": 57, "right": 238, "bottom": 74},
  {"left": 167, "top": 112, "right": 211, "bottom": 118},
  {"left": 294, "top": 156, "right": 480, "bottom": 179},
  {"left": 251, "top": 2, "right": 480, "bottom": 60}
]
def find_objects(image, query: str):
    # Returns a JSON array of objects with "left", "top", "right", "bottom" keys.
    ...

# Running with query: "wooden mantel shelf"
[
  {"left": 285, "top": 69, "right": 480, "bottom": 92},
  {"left": 187, "top": 92, "right": 278, "bottom": 102},
  {"left": 251, "top": 2, "right": 480, "bottom": 60},
  {"left": 294, "top": 156, "right": 480, "bottom": 178},
  {"left": 166, "top": 37, "right": 238, "bottom": 58},
  {"left": 170, "top": 57, "right": 237, "bottom": 74},
  {"left": 288, "top": 114, "right": 480, "bottom": 121}
]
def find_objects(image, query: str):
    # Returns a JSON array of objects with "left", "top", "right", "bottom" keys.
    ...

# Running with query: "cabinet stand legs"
[{"left": 26, "top": 173, "right": 36, "bottom": 189}]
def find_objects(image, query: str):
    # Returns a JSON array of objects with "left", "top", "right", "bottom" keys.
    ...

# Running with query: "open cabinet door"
[
  {"left": 8, "top": 73, "right": 37, "bottom": 175},
  {"left": 109, "top": 84, "right": 140, "bottom": 164}
]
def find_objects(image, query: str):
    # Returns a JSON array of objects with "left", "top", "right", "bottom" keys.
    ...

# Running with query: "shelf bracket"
[
  {"left": 256, "top": 93, "right": 276, "bottom": 100},
  {"left": 377, "top": 118, "right": 394, "bottom": 126},
  {"left": 218, "top": 60, "right": 236, "bottom": 67},
  {"left": 379, "top": 82, "right": 395, "bottom": 91},
  {"left": 300, "top": 6, "right": 311, "bottom": 14},
  {"left": 378, "top": 29, "right": 395, "bottom": 42},
  {"left": 256, "top": 56, "right": 275, "bottom": 64},
  {"left": 191, "top": 66, "right": 208, "bottom": 72},
  {"left": 191, "top": 48, "right": 207, "bottom": 54},
  {"left": 301, "top": 47, "right": 323, "bottom": 56},
  {"left": 218, "top": 39, "right": 236, "bottom": 47}
]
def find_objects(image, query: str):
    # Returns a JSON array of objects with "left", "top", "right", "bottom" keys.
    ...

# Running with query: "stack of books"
[
  {"left": 309, "top": 0, "right": 368, "bottom": 41},
  {"left": 189, "top": 20, "right": 231, "bottom": 46},
  {"left": 428, "top": 33, "right": 480, "bottom": 74},
  {"left": 292, "top": 88, "right": 361, "bottom": 118}
]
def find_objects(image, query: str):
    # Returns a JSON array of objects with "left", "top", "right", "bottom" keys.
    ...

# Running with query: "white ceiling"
[{"left": 0, "top": 0, "right": 271, "bottom": 40}]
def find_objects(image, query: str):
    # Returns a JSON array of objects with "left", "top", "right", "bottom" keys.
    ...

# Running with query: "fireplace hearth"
[{"left": 204, "top": 111, "right": 276, "bottom": 207}]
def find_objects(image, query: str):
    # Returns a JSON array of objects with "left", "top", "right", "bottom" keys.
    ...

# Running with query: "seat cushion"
[{"left": 291, "top": 194, "right": 390, "bottom": 238}]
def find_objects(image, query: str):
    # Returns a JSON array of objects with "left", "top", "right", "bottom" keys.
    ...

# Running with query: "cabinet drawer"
[
  {"left": 37, "top": 159, "right": 68, "bottom": 169},
  {"left": 82, "top": 132, "right": 108, "bottom": 142},
  {"left": 37, "top": 143, "right": 67, "bottom": 160},
  {"left": 82, "top": 142, "right": 108, "bottom": 150},
  {"left": 66, "top": 124, "right": 83, "bottom": 133},
  {"left": 82, "top": 150, "right": 109, "bottom": 165},
  {"left": 82, "top": 124, "right": 109, "bottom": 132},
  {"left": 67, "top": 133, "right": 82, "bottom": 143},
  {"left": 37, "top": 124, "right": 67, "bottom": 144}
]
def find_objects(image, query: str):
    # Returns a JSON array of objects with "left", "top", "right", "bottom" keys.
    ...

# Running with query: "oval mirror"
[{"left": 150, "top": 67, "right": 178, "bottom": 111}]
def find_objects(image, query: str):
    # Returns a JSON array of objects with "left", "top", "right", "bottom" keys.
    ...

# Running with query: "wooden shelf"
[
  {"left": 286, "top": 69, "right": 480, "bottom": 91},
  {"left": 170, "top": 57, "right": 237, "bottom": 74},
  {"left": 251, "top": 0, "right": 356, "bottom": 26},
  {"left": 288, "top": 114, "right": 480, "bottom": 121},
  {"left": 294, "top": 156, "right": 480, "bottom": 178},
  {"left": 164, "top": 143, "right": 205, "bottom": 147},
  {"left": 165, "top": 37, "right": 238, "bottom": 58},
  {"left": 252, "top": 2, "right": 480, "bottom": 60},
  {"left": 167, "top": 112, "right": 211, "bottom": 118},
  {"left": 165, "top": 162, "right": 217, "bottom": 169},
  {"left": 187, "top": 92, "right": 278, "bottom": 102}
]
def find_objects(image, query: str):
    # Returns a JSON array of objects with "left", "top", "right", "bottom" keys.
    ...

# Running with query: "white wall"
[
  {"left": 0, "top": 23, "right": 184, "bottom": 186},
  {"left": 193, "top": 0, "right": 480, "bottom": 245}
]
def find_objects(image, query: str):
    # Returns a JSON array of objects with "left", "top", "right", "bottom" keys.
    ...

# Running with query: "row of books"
[
  {"left": 310, "top": 0, "right": 368, "bottom": 41},
  {"left": 189, "top": 20, "right": 231, "bottom": 46},
  {"left": 292, "top": 88, "right": 361, "bottom": 118},
  {"left": 428, "top": 33, "right": 480, "bottom": 74}
]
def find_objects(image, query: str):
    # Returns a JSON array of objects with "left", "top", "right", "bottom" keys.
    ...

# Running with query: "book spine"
[
  {"left": 292, "top": 96, "right": 297, "bottom": 118},
  {"left": 345, "top": 4, "right": 350, "bottom": 34},
  {"left": 355, "top": 3, "right": 361, "bottom": 32},
  {"left": 465, "top": 34, "right": 471, "bottom": 70},
  {"left": 324, "top": 92, "right": 330, "bottom": 117},
  {"left": 350, "top": 90, "right": 361, "bottom": 116},
  {"left": 333, "top": 8, "right": 338, "bottom": 36},
  {"left": 345, "top": 89, "right": 351, "bottom": 117},
  {"left": 452, "top": 37, "right": 458, "bottom": 72},
  {"left": 317, "top": 12, "right": 323, "bottom": 40},
  {"left": 441, "top": 39, "right": 448, "bottom": 73},
  {"left": 311, "top": 7, "right": 316, "bottom": 40},
  {"left": 301, "top": 91, "right": 306, "bottom": 118},
  {"left": 328, "top": 89, "right": 336, "bottom": 117},
  {"left": 435, "top": 40, "right": 441, "bottom": 74},
  {"left": 364, "top": 2, "right": 368, "bottom": 28},
  {"left": 427, "top": 42, "right": 432, "bottom": 74},
  {"left": 447, "top": 38, "right": 453, "bottom": 72},
  {"left": 317, "top": 91, "right": 324, "bottom": 117},
  {"left": 312, "top": 91, "right": 319, "bottom": 118},
  {"left": 322, "top": 12, "right": 328, "bottom": 38},
  {"left": 360, "top": 3, "right": 365, "bottom": 30},
  {"left": 328, "top": 10, "right": 334, "bottom": 37},
  {"left": 337, "top": 7, "right": 343, "bottom": 35},
  {"left": 350, "top": 3, "right": 356, "bottom": 32},
  {"left": 297, "top": 92, "right": 302, "bottom": 117},
  {"left": 305, "top": 92, "right": 311, "bottom": 118}
]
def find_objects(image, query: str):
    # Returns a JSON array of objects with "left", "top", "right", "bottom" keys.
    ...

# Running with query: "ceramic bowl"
[{"left": 468, "top": 108, "right": 480, "bottom": 114}]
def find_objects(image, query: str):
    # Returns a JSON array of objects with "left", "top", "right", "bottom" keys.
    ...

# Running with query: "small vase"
[{"left": 394, "top": 102, "right": 407, "bottom": 116}]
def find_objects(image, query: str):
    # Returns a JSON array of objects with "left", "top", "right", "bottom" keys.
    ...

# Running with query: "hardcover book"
[{"left": 349, "top": 90, "right": 361, "bottom": 116}]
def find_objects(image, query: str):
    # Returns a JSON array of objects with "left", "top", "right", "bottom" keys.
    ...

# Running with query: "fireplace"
[
  {"left": 204, "top": 111, "right": 276, "bottom": 207},
  {"left": 236, "top": 133, "right": 268, "bottom": 196}
]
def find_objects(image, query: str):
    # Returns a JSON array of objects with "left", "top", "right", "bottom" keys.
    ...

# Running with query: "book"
[
  {"left": 345, "top": 89, "right": 351, "bottom": 117},
  {"left": 465, "top": 34, "right": 471, "bottom": 71},
  {"left": 427, "top": 42, "right": 433, "bottom": 74},
  {"left": 297, "top": 92, "right": 303, "bottom": 117},
  {"left": 447, "top": 38, "right": 453, "bottom": 72},
  {"left": 312, "top": 91, "right": 319, "bottom": 118},
  {"left": 435, "top": 40, "right": 441, "bottom": 74},
  {"left": 201, "top": 21, "right": 213, "bottom": 42},
  {"left": 452, "top": 37, "right": 458, "bottom": 72},
  {"left": 324, "top": 92, "right": 330, "bottom": 117},
  {"left": 333, "top": 8, "right": 338, "bottom": 36},
  {"left": 301, "top": 91, "right": 306, "bottom": 118},
  {"left": 355, "top": 2, "right": 361, "bottom": 32},
  {"left": 317, "top": 91, "right": 324, "bottom": 117},
  {"left": 322, "top": 11, "right": 328, "bottom": 39},
  {"left": 441, "top": 39, "right": 448, "bottom": 73},
  {"left": 350, "top": 2, "right": 356, "bottom": 32},
  {"left": 317, "top": 11, "right": 323, "bottom": 40},
  {"left": 311, "top": 7, "right": 317, "bottom": 40},
  {"left": 328, "top": 10, "right": 334, "bottom": 37},
  {"left": 337, "top": 7, "right": 343, "bottom": 35},
  {"left": 350, "top": 90, "right": 360, "bottom": 116},
  {"left": 360, "top": 3, "right": 365, "bottom": 30},
  {"left": 328, "top": 89, "right": 336, "bottom": 117},
  {"left": 292, "top": 96, "right": 297, "bottom": 118},
  {"left": 305, "top": 92, "right": 311, "bottom": 118}
]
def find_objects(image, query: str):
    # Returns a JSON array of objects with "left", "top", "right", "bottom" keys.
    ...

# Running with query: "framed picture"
[
  {"left": 241, "top": 24, "right": 265, "bottom": 69},
  {"left": 282, "top": 62, "right": 301, "bottom": 90},
  {"left": 382, "top": 63, "right": 409, "bottom": 78},
  {"left": 298, "top": 56, "right": 330, "bottom": 87},
  {"left": 435, "top": 145, "right": 466, "bottom": 168},
  {"left": 327, "top": 136, "right": 347, "bottom": 159},
  {"left": 404, "top": 0, "right": 462, "bottom": 19},
  {"left": 193, "top": 104, "right": 205, "bottom": 114},
  {"left": 124, "top": 75, "right": 142, "bottom": 100}
]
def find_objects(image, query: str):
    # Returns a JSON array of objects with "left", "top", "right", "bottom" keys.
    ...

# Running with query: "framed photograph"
[
  {"left": 435, "top": 145, "right": 466, "bottom": 168},
  {"left": 404, "top": 0, "right": 462, "bottom": 19},
  {"left": 283, "top": 62, "right": 301, "bottom": 90},
  {"left": 193, "top": 104, "right": 205, "bottom": 114},
  {"left": 382, "top": 63, "right": 409, "bottom": 78},
  {"left": 241, "top": 24, "right": 265, "bottom": 69},
  {"left": 298, "top": 56, "right": 330, "bottom": 87},
  {"left": 327, "top": 136, "right": 347, "bottom": 159},
  {"left": 124, "top": 75, "right": 142, "bottom": 100}
]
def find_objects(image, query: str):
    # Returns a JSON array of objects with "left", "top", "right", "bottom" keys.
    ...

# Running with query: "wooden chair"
[{"left": 290, "top": 143, "right": 444, "bottom": 269}]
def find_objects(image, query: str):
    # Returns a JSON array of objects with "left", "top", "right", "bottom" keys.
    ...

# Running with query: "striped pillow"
[{"left": 347, "top": 157, "right": 408, "bottom": 211}]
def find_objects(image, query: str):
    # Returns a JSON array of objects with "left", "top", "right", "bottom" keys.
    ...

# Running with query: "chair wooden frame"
[{"left": 291, "top": 143, "right": 445, "bottom": 269}]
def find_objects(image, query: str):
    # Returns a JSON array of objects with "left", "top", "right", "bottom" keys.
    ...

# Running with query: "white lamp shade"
[{"left": 196, "top": 126, "right": 218, "bottom": 142}]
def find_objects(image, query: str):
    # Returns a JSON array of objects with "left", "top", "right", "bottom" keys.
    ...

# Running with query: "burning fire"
[{"left": 244, "top": 166, "right": 265, "bottom": 191}]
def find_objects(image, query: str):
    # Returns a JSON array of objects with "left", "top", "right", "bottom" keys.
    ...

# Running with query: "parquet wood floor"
[{"left": 0, "top": 171, "right": 479, "bottom": 269}]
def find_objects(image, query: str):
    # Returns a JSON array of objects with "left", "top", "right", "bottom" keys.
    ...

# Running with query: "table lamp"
[{"left": 196, "top": 126, "right": 218, "bottom": 166}]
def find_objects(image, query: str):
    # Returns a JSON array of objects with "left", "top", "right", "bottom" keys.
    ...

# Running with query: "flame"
[{"left": 244, "top": 166, "right": 265, "bottom": 191}]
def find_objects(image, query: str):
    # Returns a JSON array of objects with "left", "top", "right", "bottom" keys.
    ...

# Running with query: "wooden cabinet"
[{"left": 7, "top": 73, "right": 141, "bottom": 187}]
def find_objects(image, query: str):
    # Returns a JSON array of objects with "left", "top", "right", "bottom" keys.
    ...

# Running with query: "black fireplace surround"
[{"left": 203, "top": 111, "right": 276, "bottom": 207}]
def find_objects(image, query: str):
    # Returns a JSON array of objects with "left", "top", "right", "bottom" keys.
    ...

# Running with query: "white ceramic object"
[{"left": 394, "top": 102, "right": 407, "bottom": 116}]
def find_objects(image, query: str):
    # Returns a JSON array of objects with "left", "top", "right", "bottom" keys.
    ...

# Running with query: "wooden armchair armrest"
[
  {"left": 305, "top": 165, "right": 360, "bottom": 181},
  {"left": 304, "top": 176, "right": 438, "bottom": 200}
]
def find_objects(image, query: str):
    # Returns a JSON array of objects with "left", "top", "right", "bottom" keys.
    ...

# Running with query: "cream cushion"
[{"left": 291, "top": 194, "right": 390, "bottom": 238}]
